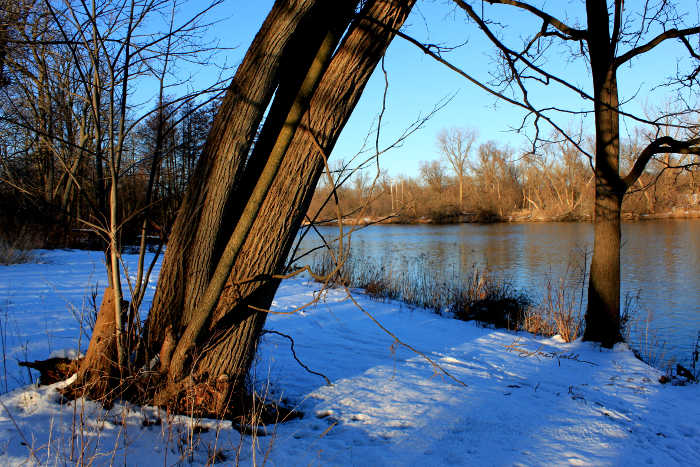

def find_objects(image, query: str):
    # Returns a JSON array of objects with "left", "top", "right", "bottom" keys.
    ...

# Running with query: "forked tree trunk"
[
  {"left": 73, "top": 0, "right": 417, "bottom": 414},
  {"left": 161, "top": 0, "right": 357, "bottom": 387},
  {"left": 71, "top": 0, "right": 327, "bottom": 402},
  {"left": 174, "top": 0, "right": 418, "bottom": 408},
  {"left": 144, "top": 0, "right": 322, "bottom": 357}
]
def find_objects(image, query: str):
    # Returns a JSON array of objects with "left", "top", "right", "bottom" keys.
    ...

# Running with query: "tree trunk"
[
  {"left": 63, "top": 287, "right": 126, "bottom": 403},
  {"left": 75, "top": 0, "right": 416, "bottom": 415},
  {"left": 144, "top": 0, "right": 322, "bottom": 358},
  {"left": 71, "top": 0, "right": 328, "bottom": 404},
  {"left": 585, "top": 185, "right": 623, "bottom": 346},
  {"left": 177, "top": 0, "right": 418, "bottom": 407},
  {"left": 583, "top": 0, "right": 624, "bottom": 347},
  {"left": 162, "top": 0, "right": 356, "bottom": 385}
]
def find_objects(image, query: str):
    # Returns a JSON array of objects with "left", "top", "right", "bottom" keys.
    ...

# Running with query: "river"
[{"left": 292, "top": 219, "right": 700, "bottom": 369}]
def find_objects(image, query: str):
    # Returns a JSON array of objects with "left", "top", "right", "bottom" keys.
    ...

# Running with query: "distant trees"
[
  {"left": 521, "top": 136, "right": 592, "bottom": 218},
  {"left": 0, "top": 0, "right": 220, "bottom": 247},
  {"left": 419, "top": 160, "right": 448, "bottom": 199},
  {"left": 307, "top": 127, "right": 697, "bottom": 224},
  {"left": 399, "top": 0, "right": 700, "bottom": 347},
  {"left": 438, "top": 127, "right": 476, "bottom": 209}
]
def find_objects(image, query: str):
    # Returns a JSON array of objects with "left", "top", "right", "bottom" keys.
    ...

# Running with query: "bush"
[
  {"left": 449, "top": 270, "right": 531, "bottom": 329},
  {"left": 0, "top": 237, "right": 38, "bottom": 265},
  {"left": 523, "top": 277, "right": 583, "bottom": 342},
  {"left": 427, "top": 205, "right": 462, "bottom": 224}
]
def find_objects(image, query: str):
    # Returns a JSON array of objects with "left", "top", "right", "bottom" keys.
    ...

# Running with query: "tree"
[
  {"left": 61, "top": 0, "right": 419, "bottom": 416},
  {"left": 437, "top": 127, "right": 477, "bottom": 209},
  {"left": 473, "top": 141, "right": 522, "bottom": 215},
  {"left": 419, "top": 160, "right": 447, "bottom": 197},
  {"left": 395, "top": 0, "right": 700, "bottom": 347}
]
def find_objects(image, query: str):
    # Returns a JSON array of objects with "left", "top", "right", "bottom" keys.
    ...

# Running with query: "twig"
[
  {"left": 343, "top": 287, "right": 469, "bottom": 388},
  {"left": 504, "top": 339, "right": 597, "bottom": 366},
  {"left": 261, "top": 330, "right": 332, "bottom": 386}
]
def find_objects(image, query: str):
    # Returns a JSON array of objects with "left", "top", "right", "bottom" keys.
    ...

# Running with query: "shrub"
[
  {"left": 0, "top": 237, "right": 38, "bottom": 265},
  {"left": 449, "top": 270, "right": 531, "bottom": 329},
  {"left": 524, "top": 277, "right": 583, "bottom": 342},
  {"left": 308, "top": 249, "right": 530, "bottom": 322}
]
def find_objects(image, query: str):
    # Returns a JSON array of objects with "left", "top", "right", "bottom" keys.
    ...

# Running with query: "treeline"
[
  {"left": 0, "top": 99, "right": 215, "bottom": 246},
  {"left": 308, "top": 131, "right": 700, "bottom": 224},
  {"left": 0, "top": 1, "right": 220, "bottom": 247}
]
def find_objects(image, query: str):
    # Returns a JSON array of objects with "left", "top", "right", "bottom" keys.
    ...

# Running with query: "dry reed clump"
[
  {"left": 523, "top": 277, "right": 583, "bottom": 343},
  {"left": 448, "top": 269, "right": 531, "bottom": 330},
  {"left": 0, "top": 236, "right": 39, "bottom": 265},
  {"left": 308, "top": 249, "right": 595, "bottom": 341},
  {"left": 620, "top": 294, "right": 671, "bottom": 370},
  {"left": 309, "top": 250, "right": 531, "bottom": 325},
  {"left": 310, "top": 250, "right": 451, "bottom": 313}
]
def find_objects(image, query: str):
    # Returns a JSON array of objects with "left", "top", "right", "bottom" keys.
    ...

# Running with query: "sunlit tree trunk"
[
  {"left": 178, "top": 0, "right": 418, "bottom": 407},
  {"left": 143, "top": 0, "right": 323, "bottom": 357}
]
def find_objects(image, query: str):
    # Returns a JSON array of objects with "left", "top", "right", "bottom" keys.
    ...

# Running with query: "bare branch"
[
  {"left": 615, "top": 25, "right": 700, "bottom": 67},
  {"left": 476, "top": 0, "right": 587, "bottom": 41},
  {"left": 623, "top": 136, "right": 700, "bottom": 188}
]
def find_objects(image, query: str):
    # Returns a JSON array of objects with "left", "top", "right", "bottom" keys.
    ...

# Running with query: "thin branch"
[
  {"left": 478, "top": 0, "right": 587, "bottom": 41},
  {"left": 261, "top": 330, "right": 332, "bottom": 386}
]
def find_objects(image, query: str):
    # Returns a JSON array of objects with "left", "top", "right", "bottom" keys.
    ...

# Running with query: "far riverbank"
[{"left": 307, "top": 207, "right": 700, "bottom": 226}]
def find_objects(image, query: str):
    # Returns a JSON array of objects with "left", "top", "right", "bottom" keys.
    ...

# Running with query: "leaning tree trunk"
[
  {"left": 144, "top": 0, "right": 322, "bottom": 359},
  {"left": 583, "top": 3, "right": 624, "bottom": 347},
  {"left": 165, "top": 0, "right": 418, "bottom": 412},
  {"left": 69, "top": 0, "right": 325, "bottom": 402}
]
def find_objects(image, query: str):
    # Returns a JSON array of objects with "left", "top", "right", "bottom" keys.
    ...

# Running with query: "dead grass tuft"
[{"left": 0, "top": 236, "right": 39, "bottom": 265}]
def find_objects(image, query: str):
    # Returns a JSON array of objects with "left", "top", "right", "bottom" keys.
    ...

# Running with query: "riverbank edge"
[{"left": 306, "top": 208, "right": 700, "bottom": 226}]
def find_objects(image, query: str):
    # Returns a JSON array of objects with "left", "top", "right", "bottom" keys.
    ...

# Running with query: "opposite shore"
[{"left": 307, "top": 207, "right": 700, "bottom": 226}]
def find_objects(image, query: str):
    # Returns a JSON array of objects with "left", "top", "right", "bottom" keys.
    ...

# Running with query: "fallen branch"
[{"left": 505, "top": 339, "right": 597, "bottom": 366}]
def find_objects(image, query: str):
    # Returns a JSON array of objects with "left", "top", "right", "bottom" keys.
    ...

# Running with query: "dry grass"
[
  {"left": 309, "top": 249, "right": 590, "bottom": 341},
  {"left": 523, "top": 277, "right": 583, "bottom": 343},
  {"left": 309, "top": 250, "right": 531, "bottom": 328},
  {"left": 624, "top": 304, "right": 669, "bottom": 370},
  {"left": 2, "top": 374, "right": 286, "bottom": 466},
  {"left": 0, "top": 237, "right": 39, "bottom": 265}
]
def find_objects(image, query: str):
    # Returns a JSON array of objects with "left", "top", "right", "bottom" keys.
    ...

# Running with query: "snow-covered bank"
[{"left": 0, "top": 250, "right": 698, "bottom": 465}]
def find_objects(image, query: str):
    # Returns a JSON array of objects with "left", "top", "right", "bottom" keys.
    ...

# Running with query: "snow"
[{"left": 0, "top": 249, "right": 698, "bottom": 466}]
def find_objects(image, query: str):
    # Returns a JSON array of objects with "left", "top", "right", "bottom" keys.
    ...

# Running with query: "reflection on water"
[{"left": 294, "top": 220, "right": 700, "bottom": 368}]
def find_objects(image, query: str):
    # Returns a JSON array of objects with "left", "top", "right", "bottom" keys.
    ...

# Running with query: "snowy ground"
[{"left": 0, "top": 249, "right": 698, "bottom": 466}]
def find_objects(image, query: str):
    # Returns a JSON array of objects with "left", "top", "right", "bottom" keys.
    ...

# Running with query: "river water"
[{"left": 293, "top": 220, "right": 700, "bottom": 369}]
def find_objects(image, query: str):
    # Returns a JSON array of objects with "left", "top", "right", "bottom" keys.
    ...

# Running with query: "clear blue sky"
[{"left": 172, "top": 0, "right": 699, "bottom": 179}]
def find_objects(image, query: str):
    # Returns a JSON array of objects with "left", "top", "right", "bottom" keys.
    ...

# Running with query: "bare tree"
[
  {"left": 437, "top": 127, "right": 477, "bottom": 210},
  {"left": 55, "top": 0, "right": 420, "bottom": 416},
  {"left": 385, "top": 0, "right": 700, "bottom": 346},
  {"left": 420, "top": 159, "right": 448, "bottom": 198}
]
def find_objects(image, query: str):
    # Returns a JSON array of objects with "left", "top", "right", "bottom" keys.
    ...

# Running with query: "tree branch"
[
  {"left": 476, "top": 0, "right": 587, "bottom": 41},
  {"left": 623, "top": 136, "right": 700, "bottom": 188},
  {"left": 611, "top": 0, "right": 623, "bottom": 46},
  {"left": 615, "top": 26, "right": 700, "bottom": 67}
]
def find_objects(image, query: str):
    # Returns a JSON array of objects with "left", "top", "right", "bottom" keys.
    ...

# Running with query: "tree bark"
[
  {"left": 177, "top": 0, "right": 418, "bottom": 406},
  {"left": 583, "top": 0, "right": 624, "bottom": 347},
  {"left": 144, "top": 0, "right": 322, "bottom": 358},
  {"left": 164, "top": 1, "right": 355, "bottom": 384},
  {"left": 63, "top": 287, "right": 126, "bottom": 403}
]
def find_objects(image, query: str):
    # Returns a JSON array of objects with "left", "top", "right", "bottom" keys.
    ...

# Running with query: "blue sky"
[{"left": 171, "top": 0, "right": 699, "bottom": 178}]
